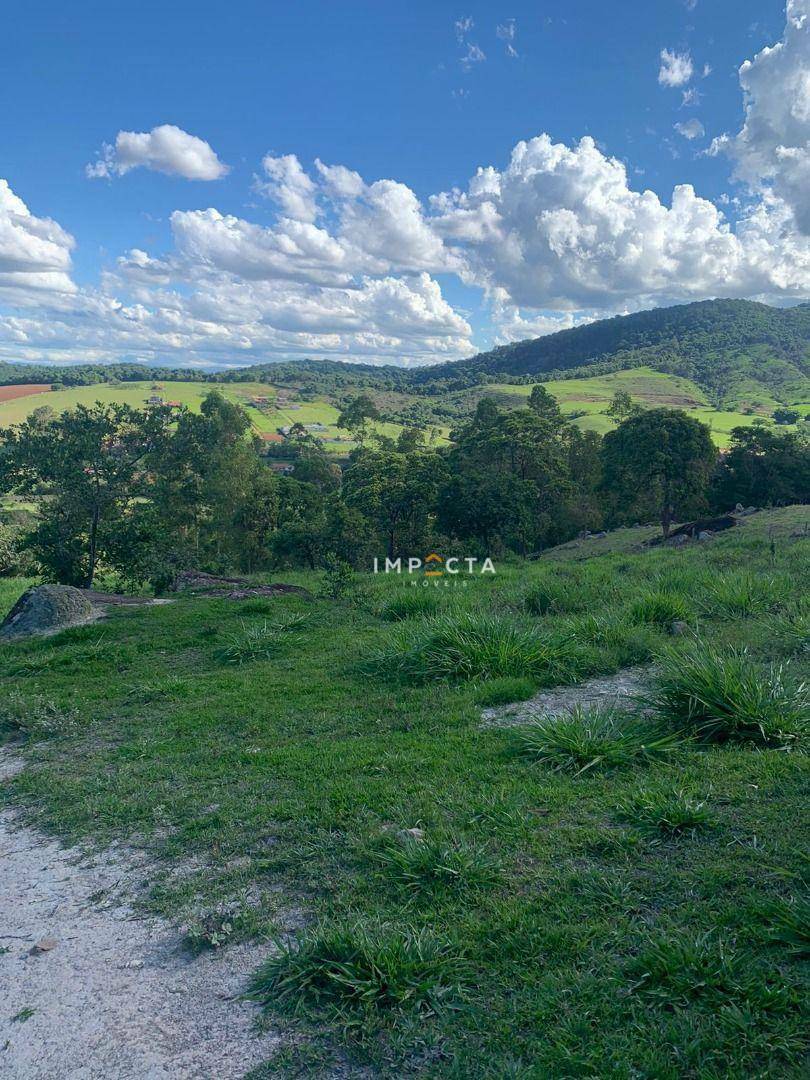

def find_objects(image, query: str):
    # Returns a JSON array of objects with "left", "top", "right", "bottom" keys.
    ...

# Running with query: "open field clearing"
[
  {"left": 489, "top": 367, "right": 810, "bottom": 447},
  {"left": 2, "top": 507, "right": 808, "bottom": 1077},
  {"left": 0, "top": 384, "right": 53, "bottom": 404},
  {"left": 0, "top": 380, "right": 424, "bottom": 453}
]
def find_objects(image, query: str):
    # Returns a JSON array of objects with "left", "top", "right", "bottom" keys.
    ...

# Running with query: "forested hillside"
[{"left": 412, "top": 300, "right": 810, "bottom": 406}]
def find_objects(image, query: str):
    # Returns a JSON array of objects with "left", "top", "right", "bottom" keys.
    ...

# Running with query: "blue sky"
[{"left": 1, "top": 0, "right": 808, "bottom": 368}]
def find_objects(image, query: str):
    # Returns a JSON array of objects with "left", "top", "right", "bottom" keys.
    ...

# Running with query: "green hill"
[{"left": 412, "top": 299, "right": 810, "bottom": 409}]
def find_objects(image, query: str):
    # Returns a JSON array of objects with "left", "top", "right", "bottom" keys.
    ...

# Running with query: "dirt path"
[
  {"left": 0, "top": 751, "right": 283, "bottom": 1079},
  {"left": 481, "top": 666, "right": 651, "bottom": 727}
]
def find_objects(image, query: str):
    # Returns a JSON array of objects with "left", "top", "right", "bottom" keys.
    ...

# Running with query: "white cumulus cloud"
[
  {"left": 86, "top": 124, "right": 229, "bottom": 181},
  {"left": 710, "top": 0, "right": 810, "bottom": 232},
  {"left": 0, "top": 180, "right": 76, "bottom": 301}
]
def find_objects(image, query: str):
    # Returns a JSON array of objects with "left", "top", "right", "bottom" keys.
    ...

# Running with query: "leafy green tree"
[
  {"left": 439, "top": 405, "right": 570, "bottom": 553},
  {"left": 0, "top": 402, "right": 170, "bottom": 586},
  {"left": 601, "top": 408, "right": 717, "bottom": 536},
  {"left": 337, "top": 394, "right": 381, "bottom": 446},
  {"left": 606, "top": 389, "right": 642, "bottom": 422},
  {"left": 772, "top": 407, "right": 801, "bottom": 426},
  {"left": 711, "top": 426, "right": 810, "bottom": 509},
  {"left": 342, "top": 447, "right": 444, "bottom": 559},
  {"left": 528, "top": 385, "right": 564, "bottom": 425}
]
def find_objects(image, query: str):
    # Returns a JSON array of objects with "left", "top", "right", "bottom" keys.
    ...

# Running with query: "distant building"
[
  {"left": 258, "top": 432, "right": 285, "bottom": 444},
  {"left": 147, "top": 394, "right": 164, "bottom": 405},
  {"left": 267, "top": 461, "right": 294, "bottom": 474}
]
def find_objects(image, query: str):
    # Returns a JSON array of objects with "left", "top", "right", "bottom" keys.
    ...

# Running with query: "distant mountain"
[{"left": 411, "top": 300, "right": 810, "bottom": 406}]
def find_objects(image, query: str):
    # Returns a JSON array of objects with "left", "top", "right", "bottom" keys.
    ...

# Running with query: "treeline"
[{"left": 0, "top": 389, "right": 808, "bottom": 589}]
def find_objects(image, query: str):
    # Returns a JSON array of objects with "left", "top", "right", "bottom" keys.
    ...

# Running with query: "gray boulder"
[{"left": 0, "top": 584, "right": 97, "bottom": 641}]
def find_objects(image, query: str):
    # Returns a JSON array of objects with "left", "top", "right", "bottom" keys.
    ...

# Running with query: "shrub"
[
  {"left": 370, "top": 835, "right": 502, "bottom": 894},
  {"left": 364, "top": 613, "right": 589, "bottom": 685},
  {"left": 629, "top": 590, "right": 694, "bottom": 628},
  {"left": 616, "top": 788, "right": 716, "bottom": 838},
  {"left": 476, "top": 676, "right": 537, "bottom": 707},
  {"left": 317, "top": 557, "right": 356, "bottom": 601},
  {"left": 246, "top": 924, "right": 468, "bottom": 1017},
  {"left": 646, "top": 644, "right": 808, "bottom": 746},
  {"left": 379, "top": 590, "right": 445, "bottom": 622},
  {"left": 509, "top": 705, "right": 682, "bottom": 775}
]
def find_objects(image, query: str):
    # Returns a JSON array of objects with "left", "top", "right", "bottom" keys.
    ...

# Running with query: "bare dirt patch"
[
  {"left": 0, "top": 385, "right": 52, "bottom": 404},
  {"left": 0, "top": 751, "right": 285, "bottom": 1079},
  {"left": 481, "top": 666, "right": 651, "bottom": 728}
]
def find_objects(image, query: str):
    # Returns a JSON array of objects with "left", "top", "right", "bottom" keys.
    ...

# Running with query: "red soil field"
[{"left": 0, "top": 383, "right": 52, "bottom": 403}]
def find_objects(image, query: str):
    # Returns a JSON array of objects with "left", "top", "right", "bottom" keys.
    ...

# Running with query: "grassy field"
[
  {"left": 489, "top": 368, "right": 810, "bottom": 447},
  {"left": 0, "top": 381, "right": 419, "bottom": 453},
  {"left": 1, "top": 507, "right": 808, "bottom": 1077}
]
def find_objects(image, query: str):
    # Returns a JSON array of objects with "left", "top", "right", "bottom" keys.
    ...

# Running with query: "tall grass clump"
[
  {"left": 246, "top": 924, "right": 468, "bottom": 1017},
  {"left": 563, "top": 612, "right": 657, "bottom": 665},
  {"left": 510, "top": 705, "right": 683, "bottom": 775},
  {"left": 522, "top": 577, "right": 600, "bottom": 616},
  {"left": 371, "top": 835, "right": 502, "bottom": 894},
  {"left": 364, "top": 613, "right": 589, "bottom": 685},
  {"left": 217, "top": 616, "right": 306, "bottom": 664},
  {"left": 646, "top": 643, "right": 809, "bottom": 746},
  {"left": 629, "top": 590, "right": 695, "bottom": 629},
  {"left": 616, "top": 788, "right": 716, "bottom": 839},
  {"left": 378, "top": 589, "right": 445, "bottom": 622},
  {"left": 758, "top": 604, "right": 810, "bottom": 657},
  {"left": 701, "top": 571, "right": 788, "bottom": 619}
]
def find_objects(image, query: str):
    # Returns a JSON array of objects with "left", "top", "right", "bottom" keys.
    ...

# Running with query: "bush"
[
  {"left": 317, "top": 557, "right": 356, "bottom": 601},
  {"left": 647, "top": 644, "right": 809, "bottom": 746},
  {"left": 365, "top": 613, "right": 590, "bottom": 685},
  {"left": 246, "top": 924, "right": 468, "bottom": 1017},
  {"left": 509, "top": 705, "right": 682, "bottom": 775},
  {"left": 616, "top": 788, "right": 715, "bottom": 838},
  {"left": 370, "top": 835, "right": 502, "bottom": 894}
]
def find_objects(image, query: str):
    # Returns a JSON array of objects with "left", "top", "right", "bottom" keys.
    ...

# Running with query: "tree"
[
  {"left": 528, "top": 385, "right": 564, "bottom": 425},
  {"left": 337, "top": 394, "right": 381, "bottom": 446},
  {"left": 601, "top": 408, "right": 717, "bottom": 536},
  {"left": 439, "top": 404, "right": 570, "bottom": 553},
  {"left": 342, "top": 447, "right": 444, "bottom": 560},
  {"left": 0, "top": 402, "right": 170, "bottom": 586},
  {"left": 710, "top": 426, "right": 810, "bottom": 509},
  {"left": 773, "top": 407, "right": 801, "bottom": 426},
  {"left": 606, "top": 389, "right": 642, "bottom": 422}
]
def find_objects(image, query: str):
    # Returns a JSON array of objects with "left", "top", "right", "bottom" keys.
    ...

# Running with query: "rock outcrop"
[{"left": 0, "top": 584, "right": 97, "bottom": 641}]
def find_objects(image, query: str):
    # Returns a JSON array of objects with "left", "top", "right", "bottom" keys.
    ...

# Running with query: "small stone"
[
  {"left": 697, "top": 530, "right": 714, "bottom": 541},
  {"left": 30, "top": 937, "right": 58, "bottom": 954},
  {"left": 670, "top": 620, "right": 689, "bottom": 636},
  {"left": 400, "top": 827, "right": 425, "bottom": 842}
]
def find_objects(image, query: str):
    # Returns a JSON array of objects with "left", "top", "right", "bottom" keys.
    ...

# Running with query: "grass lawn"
[{"left": 1, "top": 507, "right": 809, "bottom": 1076}]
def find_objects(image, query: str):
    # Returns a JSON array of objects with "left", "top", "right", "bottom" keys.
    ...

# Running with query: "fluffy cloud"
[
  {"left": 711, "top": 0, "right": 810, "bottom": 232},
  {"left": 87, "top": 124, "right": 228, "bottom": 181},
  {"left": 658, "top": 48, "right": 694, "bottom": 87},
  {"left": 430, "top": 132, "right": 810, "bottom": 325},
  {"left": 255, "top": 154, "right": 318, "bottom": 222},
  {"left": 674, "top": 118, "right": 705, "bottom": 140},
  {"left": 0, "top": 180, "right": 76, "bottom": 301}
]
